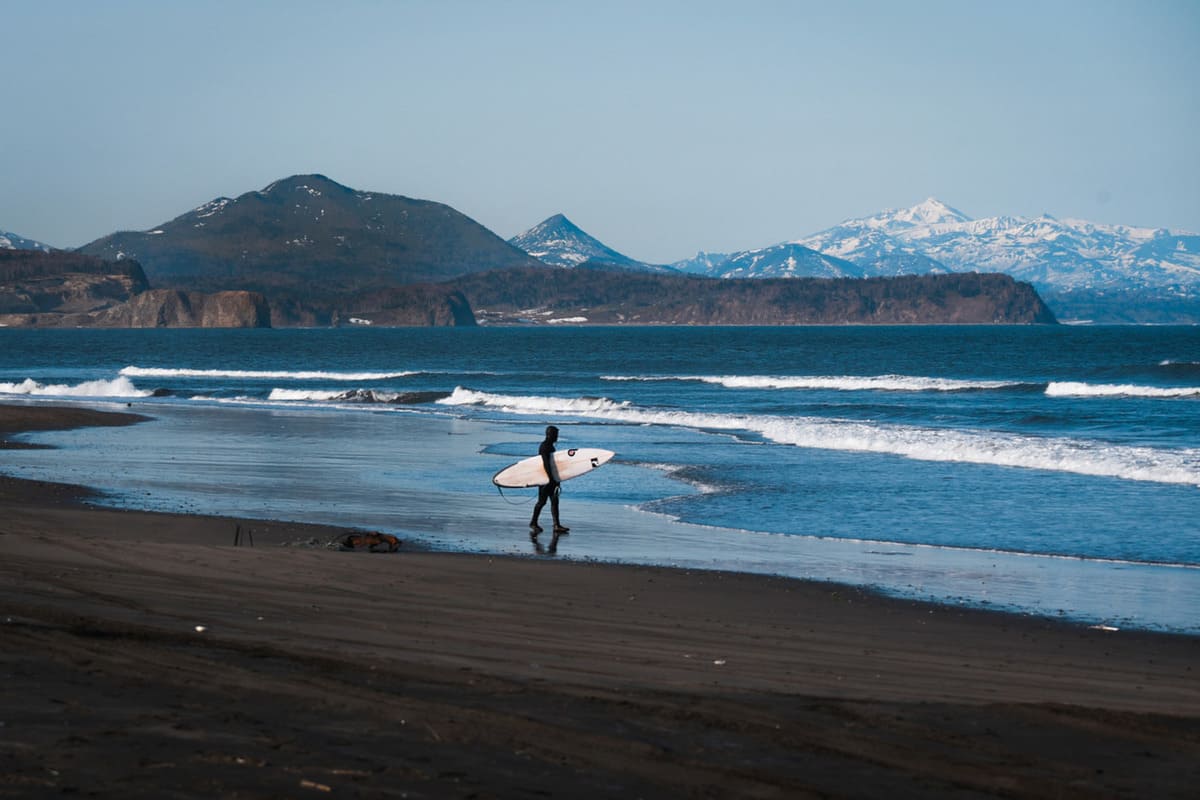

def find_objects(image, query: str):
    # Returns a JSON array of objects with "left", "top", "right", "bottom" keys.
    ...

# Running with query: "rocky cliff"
[
  {"left": 0, "top": 249, "right": 149, "bottom": 315},
  {"left": 0, "top": 289, "right": 270, "bottom": 328},
  {"left": 95, "top": 290, "right": 271, "bottom": 328},
  {"left": 0, "top": 250, "right": 271, "bottom": 328},
  {"left": 335, "top": 285, "right": 476, "bottom": 327},
  {"left": 262, "top": 285, "right": 476, "bottom": 327}
]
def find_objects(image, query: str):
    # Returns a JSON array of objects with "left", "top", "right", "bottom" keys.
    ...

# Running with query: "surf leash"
[
  {"left": 494, "top": 482, "right": 561, "bottom": 505},
  {"left": 494, "top": 484, "right": 532, "bottom": 505}
]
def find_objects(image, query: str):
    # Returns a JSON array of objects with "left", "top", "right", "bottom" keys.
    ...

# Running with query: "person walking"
[{"left": 530, "top": 425, "right": 569, "bottom": 536}]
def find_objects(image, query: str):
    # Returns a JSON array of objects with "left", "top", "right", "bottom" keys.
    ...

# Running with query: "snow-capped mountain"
[
  {"left": 779, "top": 224, "right": 950, "bottom": 277},
  {"left": 673, "top": 243, "right": 864, "bottom": 279},
  {"left": 669, "top": 250, "right": 730, "bottom": 276},
  {"left": 672, "top": 199, "right": 964, "bottom": 280},
  {"left": 0, "top": 230, "right": 53, "bottom": 252},
  {"left": 509, "top": 214, "right": 672, "bottom": 273},
  {"left": 854, "top": 196, "right": 972, "bottom": 230},
  {"left": 669, "top": 197, "right": 1197, "bottom": 319},
  {"left": 792, "top": 199, "right": 1200, "bottom": 292}
]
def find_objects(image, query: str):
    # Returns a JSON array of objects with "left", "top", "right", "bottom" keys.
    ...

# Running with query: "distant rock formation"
[
  {"left": 0, "top": 249, "right": 269, "bottom": 328},
  {"left": 452, "top": 268, "right": 1058, "bottom": 325},
  {"left": 0, "top": 249, "right": 149, "bottom": 315},
  {"left": 1, "top": 289, "right": 270, "bottom": 328},
  {"left": 94, "top": 289, "right": 271, "bottom": 328},
  {"left": 262, "top": 285, "right": 477, "bottom": 327},
  {"left": 336, "top": 285, "right": 476, "bottom": 327}
]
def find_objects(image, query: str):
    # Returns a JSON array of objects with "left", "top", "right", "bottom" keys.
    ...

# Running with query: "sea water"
[{"left": 1, "top": 326, "right": 1198, "bottom": 632}]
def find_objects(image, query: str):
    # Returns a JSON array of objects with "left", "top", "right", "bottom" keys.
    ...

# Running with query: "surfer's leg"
[
  {"left": 550, "top": 484, "right": 568, "bottom": 533},
  {"left": 531, "top": 485, "right": 549, "bottom": 531}
]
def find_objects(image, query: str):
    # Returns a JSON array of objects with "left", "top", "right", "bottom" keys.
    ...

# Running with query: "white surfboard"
[{"left": 492, "top": 447, "right": 615, "bottom": 488}]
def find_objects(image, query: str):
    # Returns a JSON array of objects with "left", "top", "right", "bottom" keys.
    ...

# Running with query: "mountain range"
[
  {"left": 4, "top": 175, "right": 1190, "bottom": 324},
  {"left": 511, "top": 198, "right": 1198, "bottom": 321},
  {"left": 672, "top": 244, "right": 865, "bottom": 280},
  {"left": 666, "top": 197, "right": 1200, "bottom": 293},
  {"left": 789, "top": 198, "right": 1200, "bottom": 292},
  {"left": 507, "top": 216, "right": 864, "bottom": 279}
]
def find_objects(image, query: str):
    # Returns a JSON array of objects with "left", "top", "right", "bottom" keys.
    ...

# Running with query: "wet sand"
[{"left": 1, "top": 404, "right": 1198, "bottom": 798}]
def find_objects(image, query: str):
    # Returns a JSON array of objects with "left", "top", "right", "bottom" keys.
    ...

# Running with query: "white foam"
[
  {"left": 265, "top": 388, "right": 425, "bottom": 404},
  {"left": 1046, "top": 381, "right": 1200, "bottom": 398},
  {"left": 639, "top": 462, "right": 724, "bottom": 495},
  {"left": 267, "top": 388, "right": 346, "bottom": 401},
  {"left": 441, "top": 387, "right": 631, "bottom": 414},
  {"left": 603, "top": 374, "right": 1017, "bottom": 392},
  {"left": 0, "top": 377, "right": 152, "bottom": 399},
  {"left": 121, "top": 366, "right": 416, "bottom": 381},
  {"left": 439, "top": 387, "right": 1200, "bottom": 486}
]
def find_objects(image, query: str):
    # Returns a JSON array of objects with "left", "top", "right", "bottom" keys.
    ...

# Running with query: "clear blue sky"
[{"left": 2, "top": 0, "right": 1197, "bottom": 263}]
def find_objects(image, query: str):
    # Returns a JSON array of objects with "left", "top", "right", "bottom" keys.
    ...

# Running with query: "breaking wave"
[
  {"left": 602, "top": 373, "right": 1023, "bottom": 392},
  {"left": 1045, "top": 381, "right": 1200, "bottom": 398},
  {"left": 602, "top": 373, "right": 1199, "bottom": 399},
  {"left": 267, "top": 388, "right": 451, "bottom": 404},
  {"left": 440, "top": 387, "right": 1200, "bottom": 486},
  {"left": 121, "top": 366, "right": 417, "bottom": 381},
  {"left": 441, "top": 388, "right": 632, "bottom": 414},
  {"left": 0, "top": 376, "right": 153, "bottom": 399}
]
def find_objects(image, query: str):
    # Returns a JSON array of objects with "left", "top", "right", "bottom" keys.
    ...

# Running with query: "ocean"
[{"left": 2, "top": 325, "right": 1198, "bottom": 633}]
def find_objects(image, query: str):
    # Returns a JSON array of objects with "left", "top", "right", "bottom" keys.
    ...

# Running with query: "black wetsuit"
[{"left": 531, "top": 434, "right": 561, "bottom": 530}]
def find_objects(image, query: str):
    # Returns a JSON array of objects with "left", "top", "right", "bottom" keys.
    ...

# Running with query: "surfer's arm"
[{"left": 540, "top": 448, "right": 560, "bottom": 483}]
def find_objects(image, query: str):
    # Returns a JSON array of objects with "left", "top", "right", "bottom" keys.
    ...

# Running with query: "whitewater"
[{"left": 439, "top": 387, "right": 1200, "bottom": 487}]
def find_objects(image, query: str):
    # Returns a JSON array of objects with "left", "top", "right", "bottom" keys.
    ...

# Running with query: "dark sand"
[{"left": 1, "top": 404, "right": 1198, "bottom": 798}]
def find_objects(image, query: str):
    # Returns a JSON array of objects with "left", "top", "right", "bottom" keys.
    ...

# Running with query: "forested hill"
[
  {"left": 448, "top": 268, "right": 1058, "bottom": 325},
  {"left": 78, "top": 174, "right": 542, "bottom": 294}
]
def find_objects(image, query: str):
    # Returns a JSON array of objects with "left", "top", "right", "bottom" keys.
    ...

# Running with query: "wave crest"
[
  {"left": 0, "top": 376, "right": 152, "bottom": 399},
  {"left": 439, "top": 387, "right": 632, "bottom": 414},
  {"left": 603, "top": 373, "right": 1020, "bottom": 392},
  {"left": 121, "top": 366, "right": 417, "bottom": 381},
  {"left": 440, "top": 388, "right": 1200, "bottom": 486},
  {"left": 1046, "top": 381, "right": 1200, "bottom": 398},
  {"left": 267, "top": 388, "right": 450, "bottom": 404}
]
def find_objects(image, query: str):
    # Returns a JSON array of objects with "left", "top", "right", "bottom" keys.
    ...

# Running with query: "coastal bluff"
[
  {"left": 455, "top": 268, "right": 1058, "bottom": 325},
  {"left": 92, "top": 289, "right": 271, "bottom": 328},
  {"left": 0, "top": 250, "right": 269, "bottom": 328},
  {"left": 0, "top": 249, "right": 147, "bottom": 317}
]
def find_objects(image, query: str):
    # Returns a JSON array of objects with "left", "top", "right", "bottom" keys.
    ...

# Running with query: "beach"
[{"left": 1, "top": 404, "right": 1198, "bottom": 798}]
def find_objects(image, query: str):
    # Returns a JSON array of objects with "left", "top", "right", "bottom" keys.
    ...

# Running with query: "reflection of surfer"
[
  {"left": 531, "top": 528, "right": 563, "bottom": 556},
  {"left": 531, "top": 425, "right": 569, "bottom": 536}
]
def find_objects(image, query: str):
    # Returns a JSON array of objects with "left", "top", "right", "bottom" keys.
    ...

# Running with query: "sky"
[{"left": 2, "top": 0, "right": 1198, "bottom": 264}]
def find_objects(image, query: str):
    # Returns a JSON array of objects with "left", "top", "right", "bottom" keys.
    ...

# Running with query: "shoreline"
[
  {"left": 8, "top": 397, "right": 1196, "bottom": 635},
  {"left": 2, "top": 403, "right": 1199, "bottom": 796},
  {"left": 1, "top": 400, "right": 1197, "bottom": 642}
]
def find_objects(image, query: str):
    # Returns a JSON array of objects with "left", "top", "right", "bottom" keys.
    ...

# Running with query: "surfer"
[{"left": 530, "top": 425, "right": 569, "bottom": 536}]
